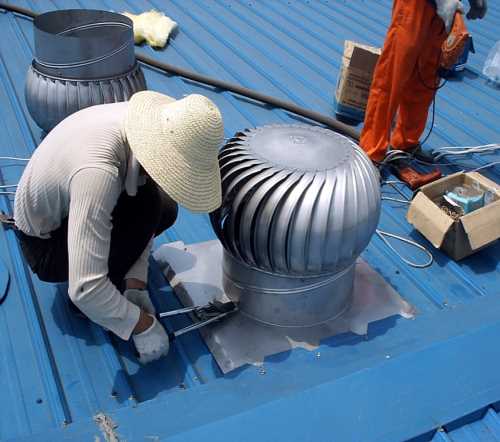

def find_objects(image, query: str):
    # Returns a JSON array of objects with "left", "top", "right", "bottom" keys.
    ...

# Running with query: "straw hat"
[{"left": 125, "top": 91, "right": 224, "bottom": 212}]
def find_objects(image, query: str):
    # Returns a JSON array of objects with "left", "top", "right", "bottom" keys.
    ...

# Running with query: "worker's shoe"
[
  {"left": 387, "top": 143, "right": 436, "bottom": 163},
  {"left": 405, "top": 143, "right": 436, "bottom": 163},
  {"left": 0, "top": 213, "right": 16, "bottom": 230}
]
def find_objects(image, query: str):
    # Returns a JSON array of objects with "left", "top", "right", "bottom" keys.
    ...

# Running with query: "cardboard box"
[
  {"left": 335, "top": 41, "right": 381, "bottom": 119},
  {"left": 407, "top": 172, "right": 500, "bottom": 261}
]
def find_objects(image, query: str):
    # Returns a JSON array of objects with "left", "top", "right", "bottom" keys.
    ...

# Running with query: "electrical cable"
[
  {"left": 420, "top": 93, "right": 437, "bottom": 147},
  {"left": 434, "top": 144, "right": 500, "bottom": 160},
  {"left": 379, "top": 149, "right": 499, "bottom": 171},
  {"left": 376, "top": 229, "right": 434, "bottom": 269},
  {"left": 414, "top": 45, "right": 449, "bottom": 147},
  {"left": 471, "top": 161, "right": 500, "bottom": 172},
  {"left": 0, "top": 2, "right": 35, "bottom": 18},
  {"left": 381, "top": 179, "right": 412, "bottom": 200},
  {"left": 435, "top": 143, "right": 500, "bottom": 151},
  {"left": 135, "top": 54, "right": 361, "bottom": 141},
  {"left": 0, "top": 156, "right": 30, "bottom": 161},
  {"left": 381, "top": 196, "right": 410, "bottom": 204}
]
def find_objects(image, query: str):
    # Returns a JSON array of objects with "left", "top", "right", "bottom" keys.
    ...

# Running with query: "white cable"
[
  {"left": 434, "top": 144, "right": 500, "bottom": 161},
  {"left": 437, "top": 147, "right": 500, "bottom": 155},
  {"left": 381, "top": 180, "right": 412, "bottom": 204},
  {"left": 434, "top": 143, "right": 500, "bottom": 151},
  {"left": 376, "top": 229, "right": 434, "bottom": 269},
  {"left": 470, "top": 161, "right": 500, "bottom": 173},
  {"left": 382, "top": 180, "right": 407, "bottom": 186},
  {"left": 435, "top": 149, "right": 500, "bottom": 160},
  {"left": 381, "top": 196, "right": 411, "bottom": 204},
  {"left": 0, "top": 156, "right": 30, "bottom": 161},
  {"left": 0, "top": 157, "right": 27, "bottom": 193}
]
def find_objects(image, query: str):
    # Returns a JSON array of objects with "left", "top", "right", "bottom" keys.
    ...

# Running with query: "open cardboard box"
[{"left": 407, "top": 172, "right": 500, "bottom": 261}]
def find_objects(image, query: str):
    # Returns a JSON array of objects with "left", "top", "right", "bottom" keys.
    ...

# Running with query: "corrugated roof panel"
[{"left": 0, "top": 1, "right": 499, "bottom": 441}]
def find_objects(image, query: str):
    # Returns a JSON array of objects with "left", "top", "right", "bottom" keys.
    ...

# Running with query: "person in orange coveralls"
[{"left": 360, "top": 0, "right": 487, "bottom": 162}]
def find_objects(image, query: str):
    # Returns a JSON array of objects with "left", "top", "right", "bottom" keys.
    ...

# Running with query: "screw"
[
  {"left": 316, "top": 352, "right": 321, "bottom": 359},
  {"left": 179, "top": 383, "right": 187, "bottom": 390},
  {"left": 259, "top": 367, "right": 266, "bottom": 375},
  {"left": 62, "top": 420, "right": 69, "bottom": 427},
  {"left": 111, "top": 391, "right": 118, "bottom": 398},
  {"left": 193, "top": 376, "right": 199, "bottom": 381}
]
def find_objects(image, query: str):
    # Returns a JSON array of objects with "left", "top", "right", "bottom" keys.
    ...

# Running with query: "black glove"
[{"left": 467, "top": 0, "right": 487, "bottom": 19}]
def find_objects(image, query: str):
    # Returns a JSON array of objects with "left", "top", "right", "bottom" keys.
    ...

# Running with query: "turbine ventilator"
[{"left": 210, "top": 124, "right": 381, "bottom": 327}]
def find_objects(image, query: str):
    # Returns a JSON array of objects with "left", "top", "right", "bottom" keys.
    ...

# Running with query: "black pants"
[{"left": 17, "top": 179, "right": 178, "bottom": 288}]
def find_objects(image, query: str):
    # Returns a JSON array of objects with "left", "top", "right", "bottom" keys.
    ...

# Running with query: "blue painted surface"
[
  {"left": 0, "top": 1, "right": 499, "bottom": 441},
  {"left": 0, "top": 257, "right": 10, "bottom": 303}
]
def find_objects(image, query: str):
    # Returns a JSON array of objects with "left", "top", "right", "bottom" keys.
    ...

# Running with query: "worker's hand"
[
  {"left": 467, "top": 0, "right": 487, "bottom": 19},
  {"left": 124, "top": 288, "right": 156, "bottom": 315},
  {"left": 435, "top": 0, "right": 465, "bottom": 33},
  {"left": 132, "top": 314, "right": 170, "bottom": 364}
]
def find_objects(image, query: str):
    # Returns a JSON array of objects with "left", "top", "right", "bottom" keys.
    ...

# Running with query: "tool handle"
[
  {"left": 395, "top": 167, "right": 441, "bottom": 190},
  {"left": 159, "top": 306, "right": 199, "bottom": 318}
]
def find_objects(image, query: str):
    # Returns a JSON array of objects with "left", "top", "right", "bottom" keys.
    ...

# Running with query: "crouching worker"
[{"left": 13, "top": 91, "right": 224, "bottom": 364}]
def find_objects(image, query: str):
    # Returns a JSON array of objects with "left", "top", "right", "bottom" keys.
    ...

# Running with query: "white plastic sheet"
[
  {"left": 484, "top": 41, "right": 500, "bottom": 84},
  {"left": 154, "top": 240, "right": 416, "bottom": 373}
]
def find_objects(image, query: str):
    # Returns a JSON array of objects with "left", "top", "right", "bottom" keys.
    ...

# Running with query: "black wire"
[
  {"left": 0, "top": 2, "right": 36, "bottom": 18},
  {"left": 416, "top": 59, "right": 448, "bottom": 148},
  {"left": 136, "top": 55, "right": 361, "bottom": 141},
  {"left": 420, "top": 93, "right": 437, "bottom": 147}
]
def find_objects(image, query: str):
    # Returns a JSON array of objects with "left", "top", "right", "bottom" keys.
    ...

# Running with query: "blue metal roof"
[{"left": 0, "top": 1, "right": 499, "bottom": 441}]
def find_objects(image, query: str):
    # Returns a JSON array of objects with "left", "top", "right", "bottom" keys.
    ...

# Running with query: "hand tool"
[{"left": 159, "top": 300, "right": 238, "bottom": 340}]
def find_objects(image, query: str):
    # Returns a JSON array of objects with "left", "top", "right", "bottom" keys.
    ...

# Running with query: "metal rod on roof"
[
  {"left": 0, "top": 2, "right": 36, "bottom": 18},
  {"left": 136, "top": 54, "right": 361, "bottom": 142},
  {"left": 0, "top": 2, "right": 361, "bottom": 143}
]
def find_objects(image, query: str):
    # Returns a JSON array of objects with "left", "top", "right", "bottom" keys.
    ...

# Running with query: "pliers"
[{"left": 159, "top": 300, "right": 238, "bottom": 340}]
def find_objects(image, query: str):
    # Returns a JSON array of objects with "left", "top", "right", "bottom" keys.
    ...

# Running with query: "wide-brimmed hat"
[{"left": 125, "top": 91, "right": 224, "bottom": 212}]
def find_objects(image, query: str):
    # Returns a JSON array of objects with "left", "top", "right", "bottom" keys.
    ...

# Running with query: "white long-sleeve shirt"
[{"left": 14, "top": 102, "right": 150, "bottom": 340}]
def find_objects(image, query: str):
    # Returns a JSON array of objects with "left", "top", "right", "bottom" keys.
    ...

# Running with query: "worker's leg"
[
  {"left": 390, "top": 12, "right": 447, "bottom": 150},
  {"left": 155, "top": 187, "right": 179, "bottom": 236},
  {"left": 16, "top": 179, "right": 178, "bottom": 285},
  {"left": 16, "top": 223, "right": 69, "bottom": 283},
  {"left": 107, "top": 179, "right": 178, "bottom": 286},
  {"left": 360, "top": 0, "right": 435, "bottom": 161}
]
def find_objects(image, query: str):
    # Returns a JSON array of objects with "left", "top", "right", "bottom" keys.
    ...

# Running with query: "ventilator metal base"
[{"left": 153, "top": 240, "right": 415, "bottom": 374}]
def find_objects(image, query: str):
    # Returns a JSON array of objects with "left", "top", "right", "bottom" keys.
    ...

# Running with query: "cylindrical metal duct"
[
  {"left": 211, "top": 125, "right": 381, "bottom": 327},
  {"left": 25, "top": 9, "right": 147, "bottom": 132}
]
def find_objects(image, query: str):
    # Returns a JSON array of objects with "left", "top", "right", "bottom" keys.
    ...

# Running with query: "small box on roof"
[
  {"left": 334, "top": 40, "right": 381, "bottom": 121},
  {"left": 407, "top": 172, "right": 500, "bottom": 261}
]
